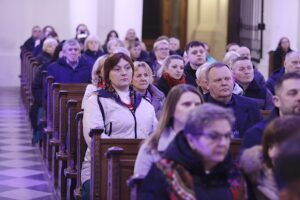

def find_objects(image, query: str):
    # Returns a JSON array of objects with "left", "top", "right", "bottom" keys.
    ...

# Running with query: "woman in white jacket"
[
  {"left": 81, "top": 52, "right": 157, "bottom": 199},
  {"left": 134, "top": 84, "right": 203, "bottom": 177}
]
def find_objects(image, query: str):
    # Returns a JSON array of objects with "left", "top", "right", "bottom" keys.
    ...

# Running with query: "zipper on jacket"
[{"left": 129, "top": 109, "right": 137, "bottom": 139}]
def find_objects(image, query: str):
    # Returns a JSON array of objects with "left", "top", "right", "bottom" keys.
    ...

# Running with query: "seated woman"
[
  {"left": 102, "top": 30, "right": 119, "bottom": 54},
  {"left": 82, "top": 35, "right": 104, "bottom": 65},
  {"left": 134, "top": 84, "right": 203, "bottom": 176},
  {"left": 139, "top": 103, "right": 246, "bottom": 199},
  {"left": 132, "top": 61, "right": 165, "bottom": 118},
  {"left": 156, "top": 55, "right": 186, "bottom": 96},
  {"left": 81, "top": 53, "right": 157, "bottom": 199},
  {"left": 240, "top": 116, "right": 300, "bottom": 200},
  {"left": 272, "top": 37, "right": 292, "bottom": 72}
]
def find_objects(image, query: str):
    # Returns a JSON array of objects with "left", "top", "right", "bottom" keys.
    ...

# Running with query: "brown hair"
[
  {"left": 103, "top": 53, "right": 134, "bottom": 86},
  {"left": 262, "top": 115, "right": 300, "bottom": 168},
  {"left": 144, "top": 84, "right": 203, "bottom": 151}
]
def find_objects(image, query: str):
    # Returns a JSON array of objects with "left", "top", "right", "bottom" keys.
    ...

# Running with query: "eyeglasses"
[
  {"left": 201, "top": 131, "right": 232, "bottom": 142},
  {"left": 157, "top": 48, "right": 169, "bottom": 51}
]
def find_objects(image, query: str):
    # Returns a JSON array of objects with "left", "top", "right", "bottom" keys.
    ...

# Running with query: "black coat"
[
  {"left": 241, "top": 108, "right": 279, "bottom": 149},
  {"left": 184, "top": 63, "right": 197, "bottom": 87},
  {"left": 139, "top": 132, "right": 244, "bottom": 200},
  {"left": 204, "top": 94, "right": 263, "bottom": 138}
]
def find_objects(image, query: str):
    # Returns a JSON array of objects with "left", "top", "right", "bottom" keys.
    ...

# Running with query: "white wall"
[
  {"left": 0, "top": 0, "right": 143, "bottom": 87},
  {"left": 258, "top": 0, "right": 300, "bottom": 78}
]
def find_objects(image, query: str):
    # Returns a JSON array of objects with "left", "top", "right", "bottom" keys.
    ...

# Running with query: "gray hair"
[
  {"left": 62, "top": 39, "right": 80, "bottom": 52},
  {"left": 183, "top": 103, "right": 235, "bottom": 136}
]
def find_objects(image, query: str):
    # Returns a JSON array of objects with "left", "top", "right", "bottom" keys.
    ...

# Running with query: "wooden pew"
[
  {"left": 64, "top": 100, "right": 82, "bottom": 200},
  {"left": 73, "top": 111, "right": 87, "bottom": 200},
  {"left": 127, "top": 175, "right": 144, "bottom": 200},
  {"left": 260, "top": 109, "right": 271, "bottom": 120},
  {"left": 126, "top": 138, "right": 242, "bottom": 200},
  {"left": 48, "top": 85, "right": 87, "bottom": 186},
  {"left": 43, "top": 82, "right": 87, "bottom": 174},
  {"left": 229, "top": 139, "right": 241, "bottom": 160},
  {"left": 90, "top": 129, "right": 142, "bottom": 200},
  {"left": 55, "top": 90, "right": 84, "bottom": 200},
  {"left": 105, "top": 146, "right": 140, "bottom": 200}
]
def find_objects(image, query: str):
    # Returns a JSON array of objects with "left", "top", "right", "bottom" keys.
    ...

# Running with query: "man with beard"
[
  {"left": 242, "top": 72, "right": 300, "bottom": 149},
  {"left": 204, "top": 62, "right": 262, "bottom": 138}
]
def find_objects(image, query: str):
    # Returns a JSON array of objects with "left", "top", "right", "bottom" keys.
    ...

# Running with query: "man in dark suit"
[
  {"left": 204, "top": 62, "right": 262, "bottom": 138},
  {"left": 242, "top": 72, "right": 300, "bottom": 149}
]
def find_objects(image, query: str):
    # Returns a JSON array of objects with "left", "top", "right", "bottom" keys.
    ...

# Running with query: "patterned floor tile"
[
  {"left": 0, "top": 188, "right": 52, "bottom": 200},
  {"left": 0, "top": 168, "right": 43, "bottom": 178},
  {"left": 0, "top": 87, "right": 57, "bottom": 199},
  {"left": 0, "top": 145, "right": 35, "bottom": 152},
  {"left": 0, "top": 152, "right": 36, "bottom": 159},
  {"left": 0, "top": 178, "right": 48, "bottom": 188},
  {"left": 0, "top": 160, "right": 40, "bottom": 168}
]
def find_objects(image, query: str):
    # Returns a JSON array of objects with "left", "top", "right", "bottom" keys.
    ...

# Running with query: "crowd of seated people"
[{"left": 21, "top": 24, "right": 300, "bottom": 199}]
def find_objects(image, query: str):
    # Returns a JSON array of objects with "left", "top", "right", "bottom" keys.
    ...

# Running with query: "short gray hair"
[
  {"left": 62, "top": 39, "right": 80, "bottom": 52},
  {"left": 183, "top": 103, "right": 235, "bottom": 136}
]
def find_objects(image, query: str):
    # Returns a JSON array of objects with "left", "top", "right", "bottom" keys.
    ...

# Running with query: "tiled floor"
[{"left": 0, "top": 87, "right": 57, "bottom": 200}]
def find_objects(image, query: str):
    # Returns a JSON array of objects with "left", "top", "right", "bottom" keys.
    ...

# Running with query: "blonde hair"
[
  {"left": 133, "top": 61, "right": 154, "bottom": 84},
  {"left": 42, "top": 38, "right": 58, "bottom": 52},
  {"left": 91, "top": 55, "right": 108, "bottom": 85},
  {"left": 223, "top": 51, "right": 240, "bottom": 69},
  {"left": 83, "top": 35, "right": 101, "bottom": 51}
]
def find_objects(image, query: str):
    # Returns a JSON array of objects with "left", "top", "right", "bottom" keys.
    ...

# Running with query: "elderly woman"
[
  {"left": 30, "top": 37, "right": 59, "bottom": 144},
  {"left": 134, "top": 84, "right": 203, "bottom": 177},
  {"left": 139, "top": 103, "right": 246, "bottom": 199},
  {"left": 240, "top": 116, "right": 300, "bottom": 200},
  {"left": 82, "top": 35, "right": 104, "bottom": 64},
  {"left": 107, "top": 38, "right": 124, "bottom": 55},
  {"left": 156, "top": 55, "right": 186, "bottom": 96},
  {"left": 132, "top": 61, "right": 165, "bottom": 118},
  {"left": 81, "top": 53, "right": 157, "bottom": 199}
]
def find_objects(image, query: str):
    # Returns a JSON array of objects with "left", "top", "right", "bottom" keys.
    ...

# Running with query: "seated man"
[
  {"left": 266, "top": 51, "right": 300, "bottom": 94},
  {"left": 195, "top": 62, "right": 210, "bottom": 95},
  {"left": 184, "top": 41, "right": 207, "bottom": 86},
  {"left": 204, "top": 62, "right": 262, "bottom": 138},
  {"left": 242, "top": 72, "right": 300, "bottom": 149},
  {"left": 237, "top": 46, "right": 265, "bottom": 86},
  {"left": 21, "top": 25, "right": 42, "bottom": 52},
  {"left": 47, "top": 39, "right": 92, "bottom": 83},
  {"left": 232, "top": 56, "right": 273, "bottom": 110}
]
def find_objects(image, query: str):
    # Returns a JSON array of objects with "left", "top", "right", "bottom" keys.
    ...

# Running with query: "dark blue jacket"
[
  {"left": 139, "top": 132, "right": 244, "bottom": 200},
  {"left": 253, "top": 67, "right": 265, "bottom": 86},
  {"left": 21, "top": 37, "right": 35, "bottom": 52},
  {"left": 266, "top": 67, "right": 285, "bottom": 95},
  {"left": 156, "top": 75, "right": 171, "bottom": 96},
  {"left": 184, "top": 63, "right": 197, "bottom": 87},
  {"left": 241, "top": 108, "right": 279, "bottom": 149},
  {"left": 47, "top": 56, "right": 92, "bottom": 83},
  {"left": 82, "top": 49, "right": 104, "bottom": 65},
  {"left": 204, "top": 94, "right": 263, "bottom": 138},
  {"left": 241, "top": 79, "right": 274, "bottom": 110}
]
